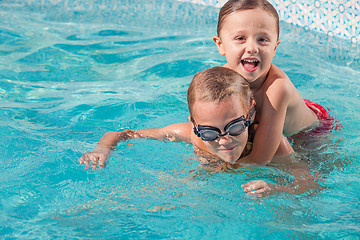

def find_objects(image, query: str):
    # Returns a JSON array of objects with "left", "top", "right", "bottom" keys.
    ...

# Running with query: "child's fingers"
[
  {"left": 83, "top": 156, "right": 90, "bottom": 169},
  {"left": 242, "top": 182, "right": 262, "bottom": 193},
  {"left": 90, "top": 155, "right": 99, "bottom": 170},
  {"left": 79, "top": 153, "right": 91, "bottom": 169},
  {"left": 246, "top": 188, "right": 268, "bottom": 197},
  {"left": 79, "top": 154, "right": 88, "bottom": 169},
  {"left": 243, "top": 185, "right": 261, "bottom": 193},
  {"left": 99, "top": 158, "right": 107, "bottom": 169},
  {"left": 79, "top": 155, "right": 84, "bottom": 164},
  {"left": 242, "top": 182, "right": 273, "bottom": 197},
  {"left": 242, "top": 181, "right": 273, "bottom": 194},
  {"left": 79, "top": 152, "right": 107, "bottom": 170}
]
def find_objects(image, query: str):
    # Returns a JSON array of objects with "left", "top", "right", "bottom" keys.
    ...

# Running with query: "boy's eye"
[
  {"left": 258, "top": 38, "right": 270, "bottom": 45},
  {"left": 235, "top": 36, "right": 245, "bottom": 41}
]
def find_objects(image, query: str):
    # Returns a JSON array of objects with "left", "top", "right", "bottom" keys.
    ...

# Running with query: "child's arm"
[
  {"left": 242, "top": 175, "right": 322, "bottom": 197},
  {"left": 79, "top": 122, "right": 192, "bottom": 169},
  {"left": 241, "top": 73, "right": 292, "bottom": 165},
  {"left": 242, "top": 163, "right": 323, "bottom": 197}
]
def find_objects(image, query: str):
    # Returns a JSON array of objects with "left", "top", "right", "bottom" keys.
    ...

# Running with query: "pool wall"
[{"left": 179, "top": 0, "right": 360, "bottom": 43}]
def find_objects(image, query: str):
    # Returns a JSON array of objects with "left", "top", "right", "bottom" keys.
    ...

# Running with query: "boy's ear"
[
  {"left": 273, "top": 39, "right": 281, "bottom": 56},
  {"left": 213, "top": 36, "right": 226, "bottom": 56},
  {"left": 248, "top": 99, "right": 256, "bottom": 121},
  {"left": 250, "top": 98, "right": 256, "bottom": 109},
  {"left": 188, "top": 115, "right": 195, "bottom": 126}
]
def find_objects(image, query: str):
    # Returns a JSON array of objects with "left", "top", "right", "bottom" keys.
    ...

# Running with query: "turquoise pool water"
[{"left": 1, "top": 0, "right": 359, "bottom": 239}]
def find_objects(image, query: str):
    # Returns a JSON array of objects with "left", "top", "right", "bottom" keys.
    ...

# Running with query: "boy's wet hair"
[
  {"left": 187, "top": 66, "right": 252, "bottom": 117},
  {"left": 217, "top": 0, "right": 279, "bottom": 39}
]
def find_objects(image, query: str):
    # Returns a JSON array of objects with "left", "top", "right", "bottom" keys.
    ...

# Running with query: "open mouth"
[{"left": 241, "top": 59, "right": 259, "bottom": 72}]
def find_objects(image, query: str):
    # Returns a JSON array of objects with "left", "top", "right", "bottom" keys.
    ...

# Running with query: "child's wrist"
[{"left": 93, "top": 146, "right": 111, "bottom": 155}]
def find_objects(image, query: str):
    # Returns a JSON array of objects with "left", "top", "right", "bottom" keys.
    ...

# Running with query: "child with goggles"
[{"left": 80, "top": 67, "right": 298, "bottom": 196}]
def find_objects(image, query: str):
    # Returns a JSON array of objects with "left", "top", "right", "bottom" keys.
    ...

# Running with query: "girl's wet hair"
[
  {"left": 187, "top": 67, "right": 252, "bottom": 117},
  {"left": 217, "top": 0, "right": 279, "bottom": 39}
]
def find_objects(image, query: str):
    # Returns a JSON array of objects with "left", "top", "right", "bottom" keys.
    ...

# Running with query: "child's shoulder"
[
  {"left": 267, "top": 64, "right": 290, "bottom": 83},
  {"left": 265, "top": 64, "right": 295, "bottom": 95},
  {"left": 256, "top": 64, "right": 299, "bottom": 109}
]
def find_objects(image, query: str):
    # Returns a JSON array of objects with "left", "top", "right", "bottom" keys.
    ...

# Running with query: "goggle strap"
[
  {"left": 246, "top": 107, "right": 256, "bottom": 126},
  {"left": 190, "top": 117, "right": 201, "bottom": 137}
]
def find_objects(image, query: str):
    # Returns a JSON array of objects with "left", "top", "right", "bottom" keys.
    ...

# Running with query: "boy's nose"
[
  {"left": 246, "top": 41, "right": 258, "bottom": 54},
  {"left": 217, "top": 134, "right": 231, "bottom": 144}
]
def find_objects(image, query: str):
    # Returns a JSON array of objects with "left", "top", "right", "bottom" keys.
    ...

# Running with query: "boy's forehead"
[
  {"left": 221, "top": 8, "right": 278, "bottom": 35},
  {"left": 192, "top": 96, "right": 247, "bottom": 118},
  {"left": 230, "top": 8, "right": 276, "bottom": 24}
]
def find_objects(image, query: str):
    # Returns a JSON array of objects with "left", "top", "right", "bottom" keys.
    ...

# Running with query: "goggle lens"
[
  {"left": 227, "top": 121, "right": 247, "bottom": 136},
  {"left": 199, "top": 130, "right": 220, "bottom": 141}
]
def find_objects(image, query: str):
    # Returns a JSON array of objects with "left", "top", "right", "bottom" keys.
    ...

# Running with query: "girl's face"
[
  {"left": 213, "top": 8, "right": 280, "bottom": 87},
  {"left": 192, "top": 95, "right": 249, "bottom": 164}
]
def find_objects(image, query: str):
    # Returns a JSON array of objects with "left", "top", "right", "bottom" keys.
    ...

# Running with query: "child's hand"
[
  {"left": 241, "top": 180, "right": 274, "bottom": 197},
  {"left": 79, "top": 149, "right": 109, "bottom": 170}
]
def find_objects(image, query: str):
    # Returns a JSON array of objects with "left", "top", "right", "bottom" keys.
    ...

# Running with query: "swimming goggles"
[{"left": 191, "top": 108, "right": 255, "bottom": 141}]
